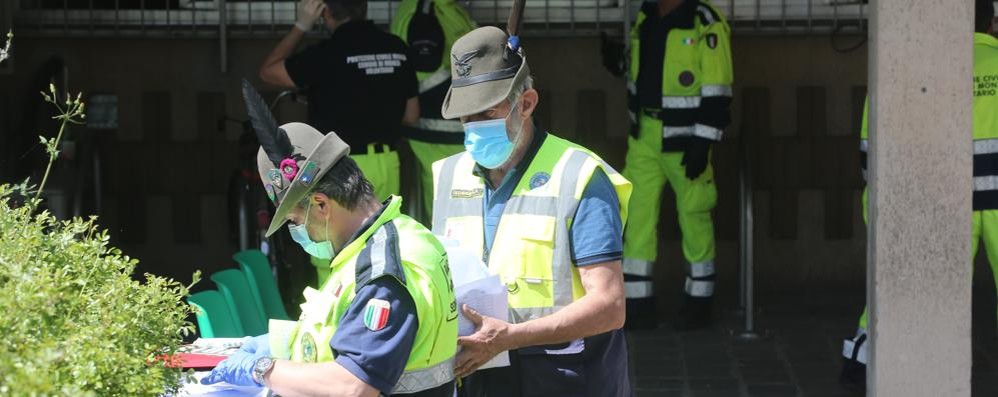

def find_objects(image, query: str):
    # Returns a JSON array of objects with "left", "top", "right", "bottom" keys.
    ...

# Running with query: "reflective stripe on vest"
[
  {"left": 662, "top": 125, "right": 696, "bottom": 139},
  {"left": 416, "top": 117, "right": 464, "bottom": 132},
  {"left": 419, "top": 67, "right": 451, "bottom": 94},
  {"left": 662, "top": 96, "right": 700, "bottom": 109},
  {"left": 432, "top": 135, "right": 631, "bottom": 323},
  {"left": 701, "top": 84, "right": 733, "bottom": 97},
  {"left": 393, "top": 357, "right": 455, "bottom": 394},
  {"left": 660, "top": 119, "right": 724, "bottom": 140},
  {"left": 695, "top": 124, "right": 723, "bottom": 140}
]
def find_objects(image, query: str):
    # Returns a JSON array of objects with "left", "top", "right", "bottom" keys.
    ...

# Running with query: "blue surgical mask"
[
  {"left": 288, "top": 201, "right": 335, "bottom": 260},
  {"left": 463, "top": 103, "right": 519, "bottom": 169}
]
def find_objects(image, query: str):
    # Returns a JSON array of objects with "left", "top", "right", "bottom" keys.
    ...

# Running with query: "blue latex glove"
[
  {"left": 200, "top": 349, "right": 267, "bottom": 386},
  {"left": 239, "top": 334, "right": 271, "bottom": 356}
]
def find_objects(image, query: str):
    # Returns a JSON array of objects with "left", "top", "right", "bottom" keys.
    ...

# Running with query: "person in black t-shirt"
[
  {"left": 259, "top": 0, "right": 420, "bottom": 286},
  {"left": 259, "top": 0, "right": 418, "bottom": 202}
]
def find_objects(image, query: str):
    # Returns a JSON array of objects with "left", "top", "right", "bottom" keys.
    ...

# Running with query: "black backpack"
[{"left": 406, "top": 0, "right": 446, "bottom": 73}]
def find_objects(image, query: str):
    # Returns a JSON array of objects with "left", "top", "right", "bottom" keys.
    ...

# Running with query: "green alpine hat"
[
  {"left": 440, "top": 26, "right": 530, "bottom": 119},
  {"left": 242, "top": 80, "right": 350, "bottom": 237}
]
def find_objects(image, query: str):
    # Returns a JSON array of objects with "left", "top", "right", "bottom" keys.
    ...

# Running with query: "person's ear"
[
  {"left": 519, "top": 88, "right": 539, "bottom": 120},
  {"left": 312, "top": 192, "right": 331, "bottom": 213}
]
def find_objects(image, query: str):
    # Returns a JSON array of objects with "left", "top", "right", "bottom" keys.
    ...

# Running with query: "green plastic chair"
[
  {"left": 210, "top": 269, "right": 268, "bottom": 336},
  {"left": 188, "top": 290, "right": 245, "bottom": 338},
  {"left": 234, "top": 249, "right": 290, "bottom": 320}
]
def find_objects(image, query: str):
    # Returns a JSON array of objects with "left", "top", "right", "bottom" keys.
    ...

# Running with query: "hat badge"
[
  {"left": 279, "top": 158, "right": 299, "bottom": 181},
  {"left": 453, "top": 50, "right": 480, "bottom": 78}
]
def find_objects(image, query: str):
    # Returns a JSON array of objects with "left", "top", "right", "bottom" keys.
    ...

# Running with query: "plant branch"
[
  {"left": 0, "top": 31, "right": 11, "bottom": 64},
  {"left": 34, "top": 87, "right": 85, "bottom": 202}
]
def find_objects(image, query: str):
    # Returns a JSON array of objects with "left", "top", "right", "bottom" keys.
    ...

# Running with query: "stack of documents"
[{"left": 441, "top": 238, "right": 510, "bottom": 370}]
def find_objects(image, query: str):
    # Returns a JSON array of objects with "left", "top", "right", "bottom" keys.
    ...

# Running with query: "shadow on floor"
[{"left": 626, "top": 287, "right": 998, "bottom": 397}]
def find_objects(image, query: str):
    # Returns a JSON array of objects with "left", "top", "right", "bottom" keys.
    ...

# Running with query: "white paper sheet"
[
  {"left": 454, "top": 275, "right": 511, "bottom": 370},
  {"left": 441, "top": 238, "right": 511, "bottom": 370}
]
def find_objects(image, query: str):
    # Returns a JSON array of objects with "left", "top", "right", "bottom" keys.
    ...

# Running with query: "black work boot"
[
  {"left": 839, "top": 332, "right": 868, "bottom": 390},
  {"left": 839, "top": 358, "right": 866, "bottom": 390},
  {"left": 673, "top": 295, "right": 713, "bottom": 331}
]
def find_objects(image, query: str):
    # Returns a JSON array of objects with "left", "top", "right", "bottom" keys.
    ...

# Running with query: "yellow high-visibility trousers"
[{"left": 622, "top": 114, "right": 717, "bottom": 303}]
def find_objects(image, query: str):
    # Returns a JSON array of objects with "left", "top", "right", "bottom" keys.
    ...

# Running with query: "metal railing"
[{"left": 11, "top": 0, "right": 867, "bottom": 37}]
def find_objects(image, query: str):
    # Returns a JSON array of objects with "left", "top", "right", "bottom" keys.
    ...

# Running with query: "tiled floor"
[{"left": 626, "top": 288, "right": 998, "bottom": 396}]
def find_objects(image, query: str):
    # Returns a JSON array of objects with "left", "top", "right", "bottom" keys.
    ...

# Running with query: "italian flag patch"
[{"left": 363, "top": 299, "right": 391, "bottom": 331}]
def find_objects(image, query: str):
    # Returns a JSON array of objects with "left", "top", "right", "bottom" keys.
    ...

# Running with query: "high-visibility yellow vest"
[
  {"left": 390, "top": 0, "right": 477, "bottom": 136},
  {"left": 628, "top": 0, "right": 733, "bottom": 142},
  {"left": 284, "top": 196, "right": 458, "bottom": 393},
  {"left": 860, "top": 33, "right": 998, "bottom": 210},
  {"left": 430, "top": 134, "right": 632, "bottom": 322}
]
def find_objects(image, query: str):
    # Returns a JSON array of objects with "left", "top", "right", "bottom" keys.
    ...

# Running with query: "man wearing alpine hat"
[
  {"left": 201, "top": 81, "right": 459, "bottom": 397},
  {"left": 430, "top": 27, "right": 633, "bottom": 396}
]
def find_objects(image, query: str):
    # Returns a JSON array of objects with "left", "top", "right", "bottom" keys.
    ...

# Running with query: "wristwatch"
[{"left": 252, "top": 356, "right": 276, "bottom": 386}]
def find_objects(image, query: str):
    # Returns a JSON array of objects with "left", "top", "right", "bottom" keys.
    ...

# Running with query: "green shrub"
[
  {"left": 0, "top": 81, "right": 198, "bottom": 396},
  {"left": 0, "top": 187, "right": 199, "bottom": 396}
]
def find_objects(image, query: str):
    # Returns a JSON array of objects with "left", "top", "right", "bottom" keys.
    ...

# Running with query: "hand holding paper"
[
  {"left": 439, "top": 238, "right": 511, "bottom": 374},
  {"left": 455, "top": 304, "right": 515, "bottom": 377}
]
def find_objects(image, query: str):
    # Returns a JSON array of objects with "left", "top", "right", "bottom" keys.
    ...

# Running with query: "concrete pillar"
[{"left": 867, "top": 0, "right": 974, "bottom": 396}]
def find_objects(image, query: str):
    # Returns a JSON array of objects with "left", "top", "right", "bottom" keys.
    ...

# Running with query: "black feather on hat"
[{"left": 241, "top": 79, "right": 296, "bottom": 167}]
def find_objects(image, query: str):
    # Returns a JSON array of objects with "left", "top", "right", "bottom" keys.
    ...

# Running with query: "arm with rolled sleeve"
[
  {"left": 263, "top": 278, "right": 419, "bottom": 397},
  {"left": 694, "top": 6, "right": 733, "bottom": 142},
  {"left": 454, "top": 168, "right": 628, "bottom": 377}
]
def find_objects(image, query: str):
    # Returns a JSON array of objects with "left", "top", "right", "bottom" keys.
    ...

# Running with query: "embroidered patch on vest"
[
  {"left": 529, "top": 172, "right": 551, "bottom": 189},
  {"left": 363, "top": 299, "right": 391, "bottom": 331},
  {"left": 302, "top": 333, "right": 317, "bottom": 363},
  {"left": 451, "top": 188, "right": 484, "bottom": 198},
  {"left": 682, "top": 37, "right": 696, "bottom": 46},
  {"left": 706, "top": 33, "right": 718, "bottom": 49}
]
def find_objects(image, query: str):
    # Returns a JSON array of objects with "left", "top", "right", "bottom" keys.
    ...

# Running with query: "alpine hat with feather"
[
  {"left": 242, "top": 79, "right": 351, "bottom": 237},
  {"left": 440, "top": 26, "right": 530, "bottom": 119}
]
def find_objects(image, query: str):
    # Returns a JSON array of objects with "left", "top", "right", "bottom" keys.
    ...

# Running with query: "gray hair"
[
  {"left": 508, "top": 75, "right": 535, "bottom": 104},
  {"left": 299, "top": 156, "right": 375, "bottom": 211}
]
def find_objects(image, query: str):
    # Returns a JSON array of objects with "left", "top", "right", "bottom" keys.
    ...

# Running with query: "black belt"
[{"left": 352, "top": 143, "right": 395, "bottom": 155}]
